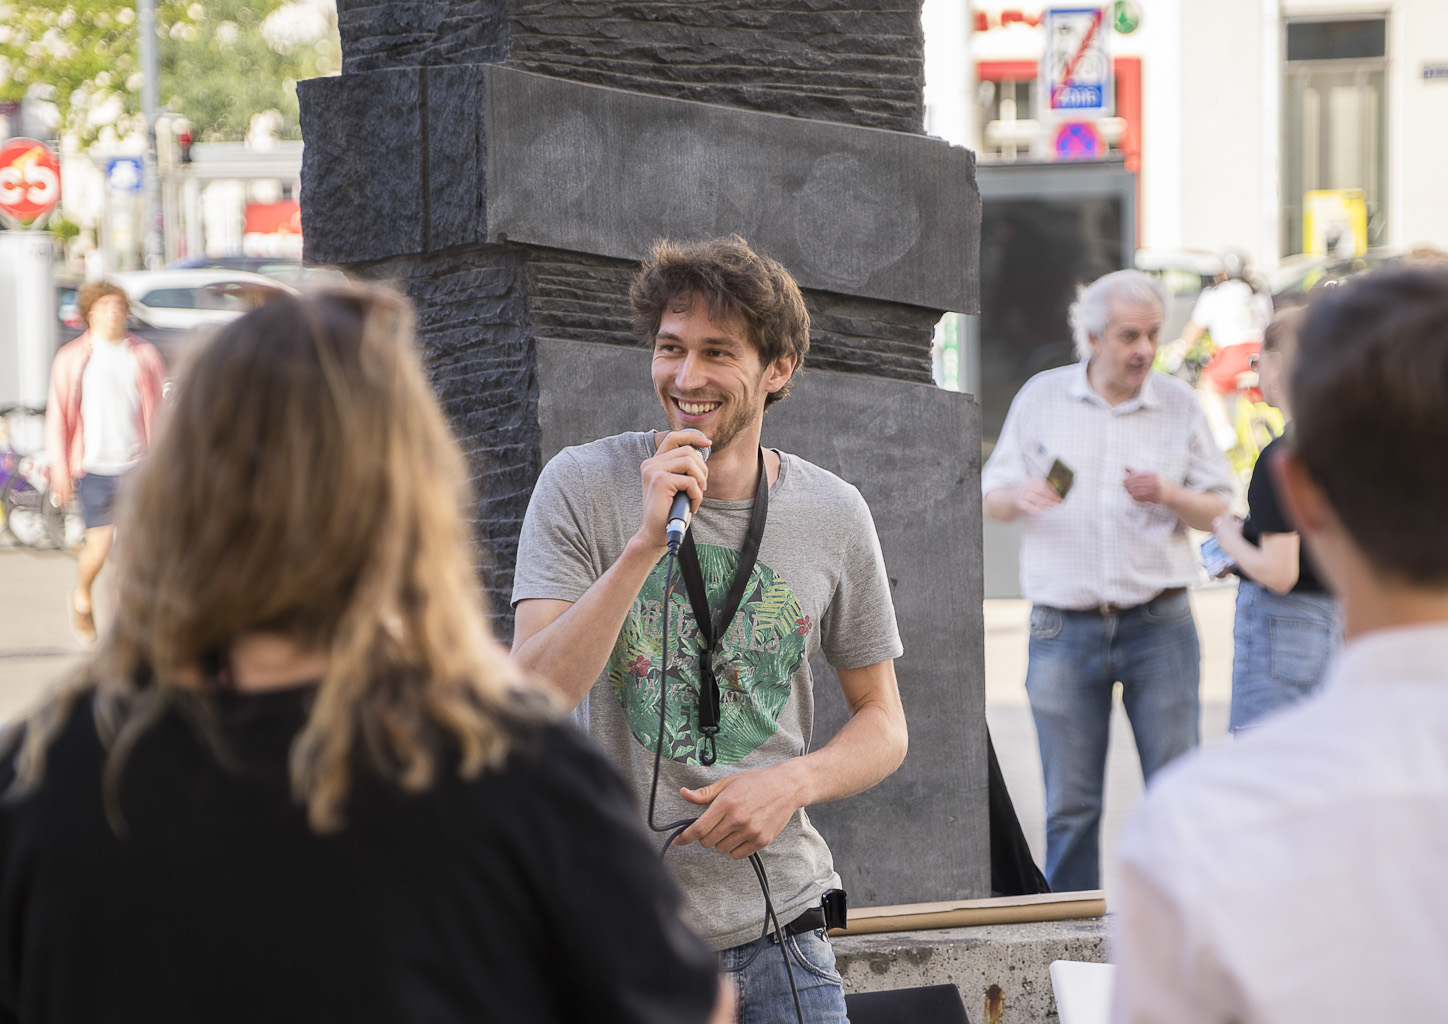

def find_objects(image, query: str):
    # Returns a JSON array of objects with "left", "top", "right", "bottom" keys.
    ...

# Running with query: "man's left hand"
[
  {"left": 1123, "top": 467, "right": 1166, "bottom": 504},
  {"left": 673, "top": 764, "right": 804, "bottom": 860}
]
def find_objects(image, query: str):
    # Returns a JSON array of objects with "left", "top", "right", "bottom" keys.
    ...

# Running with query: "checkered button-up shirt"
[{"left": 981, "top": 360, "right": 1235, "bottom": 610}]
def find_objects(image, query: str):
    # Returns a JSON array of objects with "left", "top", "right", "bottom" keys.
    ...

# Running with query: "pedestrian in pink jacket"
[{"left": 45, "top": 280, "right": 165, "bottom": 642}]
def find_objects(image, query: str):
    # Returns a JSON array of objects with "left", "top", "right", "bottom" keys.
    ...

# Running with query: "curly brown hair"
[
  {"left": 77, "top": 280, "right": 130, "bottom": 324},
  {"left": 630, "top": 236, "right": 810, "bottom": 408}
]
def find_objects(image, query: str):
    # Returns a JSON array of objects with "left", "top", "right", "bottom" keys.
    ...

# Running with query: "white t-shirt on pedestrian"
[
  {"left": 80, "top": 338, "right": 145, "bottom": 475},
  {"left": 1189, "top": 279, "right": 1272, "bottom": 349}
]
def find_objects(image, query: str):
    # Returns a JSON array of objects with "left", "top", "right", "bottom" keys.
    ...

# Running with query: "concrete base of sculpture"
[{"left": 836, "top": 918, "right": 1109, "bottom": 1024}]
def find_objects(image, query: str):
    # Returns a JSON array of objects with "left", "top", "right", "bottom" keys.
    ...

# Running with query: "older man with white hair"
[{"left": 982, "top": 269, "right": 1235, "bottom": 892}]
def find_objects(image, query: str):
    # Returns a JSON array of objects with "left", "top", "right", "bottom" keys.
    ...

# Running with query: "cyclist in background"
[
  {"left": 1178, "top": 251, "right": 1274, "bottom": 453},
  {"left": 44, "top": 281, "right": 166, "bottom": 643}
]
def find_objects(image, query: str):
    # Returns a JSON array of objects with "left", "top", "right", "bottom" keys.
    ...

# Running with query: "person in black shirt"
[
  {"left": 0, "top": 286, "right": 725, "bottom": 1024},
  {"left": 1211, "top": 307, "right": 1341, "bottom": 732}
]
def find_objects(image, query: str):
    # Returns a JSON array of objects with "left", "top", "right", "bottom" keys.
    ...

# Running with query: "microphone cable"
[{"left": 647, "top": 545, "right": 805, "bottom": 1024}]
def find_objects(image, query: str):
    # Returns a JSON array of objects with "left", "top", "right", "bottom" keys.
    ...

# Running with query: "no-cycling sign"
[{"left": 1043, "top": 7, "right": 1114, "bottom": 118}]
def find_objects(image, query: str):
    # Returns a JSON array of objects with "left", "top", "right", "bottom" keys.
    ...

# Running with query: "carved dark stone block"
[
  {"left": 301, "top": 65, "right": 979, "bottom": 313},
  {"left": 346, "top": 247, "right": 540, "bottom": 629},
  {"left": 298, "top": 68, "right": 425, "bottom": 265}
]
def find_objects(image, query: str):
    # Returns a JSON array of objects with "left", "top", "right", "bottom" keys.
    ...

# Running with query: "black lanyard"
[{"left": 677, "top": 447, "right": 769, "bottom": 766}]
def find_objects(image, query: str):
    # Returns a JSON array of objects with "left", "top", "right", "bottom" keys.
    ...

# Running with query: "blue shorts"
[{"left": 75, "top": 472, "right": 128, "bottom": 529}]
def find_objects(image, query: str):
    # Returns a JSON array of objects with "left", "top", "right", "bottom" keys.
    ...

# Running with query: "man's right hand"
[
  {"left": 1014, "top": 478, "right": 1062, "bottom": 516},
  {"left": 637, "top": 430, "right": 711, "bottom": 552},
  {"left": 50, "top": 475, "right": 73, "bottom": 509},
  {"left": 515, "top": 429, "right": 714, "bottom": 708}
]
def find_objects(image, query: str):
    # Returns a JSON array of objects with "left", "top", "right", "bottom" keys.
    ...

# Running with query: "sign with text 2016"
[{"left": 1043, "top": 8, "right": 1114, "bottom": 118}]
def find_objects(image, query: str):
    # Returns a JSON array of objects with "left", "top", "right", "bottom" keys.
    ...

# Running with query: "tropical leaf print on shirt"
[{"left": 608, "top": 543, "right": 811, "bottom": 765}]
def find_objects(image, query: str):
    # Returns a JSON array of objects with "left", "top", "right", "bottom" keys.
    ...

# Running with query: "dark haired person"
[
  {"left": 1210, "top": 308, "right": 1340, "bottom": 731},
  {"left": 44, "top": 280, "right": 165, "bottom": 642},
  {"left": 512, "top": 235, "right": 907, "bottom": 1021},
  {"left": 2, "top": 286, "right": 724, "bottom": 1023},
  {"left": 1114, "top": 266, "right": 1448, "bottom": 1022}
]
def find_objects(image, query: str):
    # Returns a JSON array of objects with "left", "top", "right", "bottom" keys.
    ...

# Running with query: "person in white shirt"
[
  {"left": 1113, "top": 264, "right": 1448, "bottom": 1022},
  {"left": 982, "top": 269, "right": 1235, "bottom": 892},
  {"left": 45, "top": 281, "right": 166, "bottom": 642}
]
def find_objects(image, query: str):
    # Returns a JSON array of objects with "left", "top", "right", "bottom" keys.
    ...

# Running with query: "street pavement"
[
  {"left": 0, "top": 543, "right": 96, "bottom": 720},
  {"left": 0, "top": 541, "right": 1235, "bottom": 900}
]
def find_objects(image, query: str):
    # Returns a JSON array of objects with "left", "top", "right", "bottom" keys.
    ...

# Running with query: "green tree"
[{"left": 0, "top": 1, "right": 338, "bottom": 144}]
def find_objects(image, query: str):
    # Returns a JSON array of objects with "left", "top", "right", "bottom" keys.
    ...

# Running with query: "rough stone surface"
[
  {"left": 532, "top": 339, "right": 990, "bottom": 902},
  {"left": 835, "top": 918, "right": 1110, "bottom": 1024},
  {"left": 346, "top": 246, "right": 541, "bottom": 632},
  {"left": 336, "top": 0, "right": 509, "bottom": 73},
  {"left": 298, "top": 69, "right": 425, "bottom": 265},
  {"left": 426, "top": 65, "right": 491, "bottom": 252},
  {"left": 520, "top": 245, "right": 938, "bottom": 384},
  {"left": 804, "top": 291, "right": 939, "bottom": 383},
  {"left": 334, "top": 0, "right": 924, "bottom": 132}
]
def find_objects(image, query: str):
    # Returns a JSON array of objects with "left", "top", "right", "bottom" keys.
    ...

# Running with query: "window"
[
  {"left": 139, "top": 288, "right": 199, "bottom": 310},
  {"left": 1283, "top": 16, "right": 1387, "bottom": 255}
]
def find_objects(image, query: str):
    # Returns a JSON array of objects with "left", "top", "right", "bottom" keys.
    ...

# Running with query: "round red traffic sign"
[{"left": 0, "top": 137, "right": 62, "bottom": 226}]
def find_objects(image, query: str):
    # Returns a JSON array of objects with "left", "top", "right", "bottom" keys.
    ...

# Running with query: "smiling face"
[
  {"left": 651, "top": 296, "right": 795, "bottom": 454},
  {"left": 1088, "top": 298, "right": 1163, "bottom": 404}
]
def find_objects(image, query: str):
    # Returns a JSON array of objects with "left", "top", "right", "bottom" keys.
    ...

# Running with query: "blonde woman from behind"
[{"left": 0, "top": 284, "right": 726, "bottom": 1024}]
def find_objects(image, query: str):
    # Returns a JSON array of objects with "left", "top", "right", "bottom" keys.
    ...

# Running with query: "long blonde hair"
[{"left": 11, "top": 284, "right": 532, "bottom": 831}]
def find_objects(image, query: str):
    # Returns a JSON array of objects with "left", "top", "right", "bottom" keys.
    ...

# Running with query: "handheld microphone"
[{"left": 665, "top": 446, "right": 710, "bottom": 552}]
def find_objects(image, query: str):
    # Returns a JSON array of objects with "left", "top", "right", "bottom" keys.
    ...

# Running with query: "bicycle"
[{"left": 0, "top": 405, "right": 85, "bottom": 553}]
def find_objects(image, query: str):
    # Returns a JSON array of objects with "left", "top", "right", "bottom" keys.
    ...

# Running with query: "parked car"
[
  {"left": 57, "top": 271, "right": 292, "bottom": 369},
  {"left": 110, "top": 269, "right": 297, "bottom": 331},
  {"left": 167, "top": 255, "right": 347, "bottom": 288},
  {"left": 1266, "top": 249, "right": 1400, "bottom": 308}
]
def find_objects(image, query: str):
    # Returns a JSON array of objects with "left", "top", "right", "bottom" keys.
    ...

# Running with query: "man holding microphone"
[{"left": 512, "top": 235, "right": 907, "bottom": 1021}]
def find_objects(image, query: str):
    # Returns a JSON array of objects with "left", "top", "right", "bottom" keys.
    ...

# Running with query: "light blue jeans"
[
  {"left": 1229, "top": 580, "right": 1339, "bottom": 733},
  {"left": 720, "top": 925, "right": 847, "bottom": 1024},
  {"left": 1025, "top": 590, "right": 1201, "bottom": 892}
]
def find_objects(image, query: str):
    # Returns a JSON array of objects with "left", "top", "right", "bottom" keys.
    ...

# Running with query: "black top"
[
  {"left": 1240, "top": 435, "right": 1327, "bottom": 594},
  {"left": 0, "top": 685, "right": 717, "bottom": 1024}
]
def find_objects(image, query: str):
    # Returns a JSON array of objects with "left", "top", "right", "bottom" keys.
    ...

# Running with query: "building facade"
[{"left": 924, "top": 0, "right": 1448, "bottom": 269}]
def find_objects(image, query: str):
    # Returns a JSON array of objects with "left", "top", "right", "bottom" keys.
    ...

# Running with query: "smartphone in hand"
[
  {"left": 1200, "top": 536, "right": 1236, "bottom": 578},
  {"left": 1046, "top": 458, "right": 1075, "bottom": 499}
]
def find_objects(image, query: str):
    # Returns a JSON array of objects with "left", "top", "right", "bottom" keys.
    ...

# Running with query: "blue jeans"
[
  {"left": 75, "top": 471, "right": 128, "bottom": 529},
  {"left": 720, "top": 925, "right": 847, "bottom": 1024},
  {"left": 1025, "top": 590, "right": 1201, "bottom": 892},
  {"left": 1230, "top": 580, "right": 1339, "bottom": 733}
]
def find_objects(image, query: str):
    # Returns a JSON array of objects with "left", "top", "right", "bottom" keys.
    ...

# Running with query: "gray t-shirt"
[{"left": 512, "top": 431, "right": 902, "bottom": 949}]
